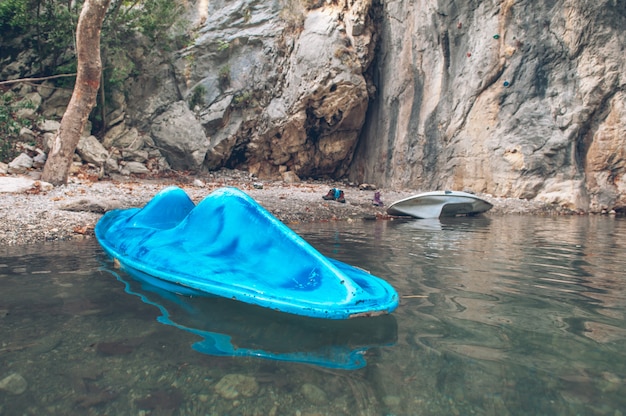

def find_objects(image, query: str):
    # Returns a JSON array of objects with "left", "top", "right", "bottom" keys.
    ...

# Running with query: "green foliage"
[
  {"left": 188, "top": 85, "right": 206, "bottom": 110},
  {"left": 54, "top": 61, "right": 79, "bottom": 89},
  {"left": 0, "top": 0, "right": 79, "bottom": 71},
  {"left": 113, "top": 0, "right": 187, "bottom": 47},
  {"left": 98, "top": 0, "right": 188, "bottom": 116},
  {"left": 217, "top": 40, "right": 230, "bottom": 52},
  {"left": 232, "top": 91, "right": 254, "bottom": 109},
  {"left": 0, "top": 0, "right": 190, "bottom": 133},
  {"left": 1, "top": 0, "right": 187, "bottom": 79},
  {"left": 0, "top": 0, "right": 29, "bottom": 34},
  {"left": 38, "top": 2, "right": 78, "bottom": 68},
  {"left": 0, "top": 91, "right": 34, "bottom": 162},
  {"left": 104, "top": 49, "right": 136, "bottom": 88}
]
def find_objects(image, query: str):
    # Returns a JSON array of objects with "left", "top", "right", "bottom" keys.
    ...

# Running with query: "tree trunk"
[{"left": 41, "top": 0, "right": 111, "bottom": 186}]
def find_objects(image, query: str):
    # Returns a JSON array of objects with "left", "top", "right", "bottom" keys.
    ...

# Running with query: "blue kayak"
[{"left": 95, "top": 186, "right": 399, "bottom": 319}]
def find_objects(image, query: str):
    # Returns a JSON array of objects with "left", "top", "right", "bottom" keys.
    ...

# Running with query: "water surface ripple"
[{"left": 0, "top": 216, "right": 624, "bottom": 415}]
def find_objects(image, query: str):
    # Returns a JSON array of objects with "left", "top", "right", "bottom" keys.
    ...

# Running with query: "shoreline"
[{"left": 1, "top": 170, "right": 564, "bottom": 246}]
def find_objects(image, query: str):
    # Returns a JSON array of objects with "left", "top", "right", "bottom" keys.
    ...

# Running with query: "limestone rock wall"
[
  {"left": 123, "top": 0, "right": 376, "bottom": 180},
  {"left": 349, "top": 0, "right": 626, "bottom": 212},
  {"left": 3, "top": 0, "right": 625, "bottom": 213}
]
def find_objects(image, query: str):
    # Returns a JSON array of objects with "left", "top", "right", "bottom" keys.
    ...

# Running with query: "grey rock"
[
  {"left": 4, "top": 0, "right": 625, "bottom": 213},
  {"left": 301, "top": 383, "right": 328, "bottom": 405},
  {"left": 32, "top": 150, "right": 47, "bottom": 168},
  {"left": 41, "top": 132, "right": 56, "bottom": 153},
  {"left": 76, "top": 135, "right": 109, "bottom": 166},
  {"left": 40, "top": 88, "right": 72, "bottom": 118},
  {"left": 349, "top": 0, "right": 626, "bottom": 213},
  {"left": 199, "top": 95, "right": 233, "bottom": 134},
  {"left": 19, "top": 127, "right": 36, "bottom": 141},
  {"left": 151, "top": 101, "right": 209, "bottom": 170},
  {"left": 38, "top": 119, "right": 61, "bottom": 133},
  {"left": 8, "top": 153, "right": 33, "bottom": 174},
  {"left": 102, "top": 123, "right": 128, "bottom": 149},
  {"left": 37, "top": 81, "right": 55, "bottom": 99},
  {"left": 104, "top": 126, "right": 144, "bottom": 151},
  {"left": 0, "top": 373, "right": 28, "bottom": 395},
  {"left": 122, "top": 149, "right": 149, "bottom": 163},
  {"left": 0, "top": 176, "right": 36, "bottom": 193},
  {"left": 105, "top": 157, "right": 120, "bottom": 173},
  {"left": 214, "top": 374, "right": 259, "bottom": 399},
  {"left": 122, "top": 161, "right": 150, "bottom": 174},
  {"left": 15, "top": 92, "right": 42, "bottom": 119},
  {"left": 281, "top": 170, "right": 301, "bottom": 183},
  {"left": 29, "top": 333, "right": 62, "bottom": 354},
  {"left": 59, "top": 198, "right": 120, "bottom": 213}
]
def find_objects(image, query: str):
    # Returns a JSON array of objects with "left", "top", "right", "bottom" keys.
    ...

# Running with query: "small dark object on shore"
[
  {"left": 373, "top": 191, "right": 384, "bottom": 207},
  {"left": 322, "top": 188, "right": 346, "bottom": 203}
]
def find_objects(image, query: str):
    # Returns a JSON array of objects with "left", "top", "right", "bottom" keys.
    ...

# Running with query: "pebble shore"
[{"left": 0, "top": 170, "right": 559, "bottom": 246}]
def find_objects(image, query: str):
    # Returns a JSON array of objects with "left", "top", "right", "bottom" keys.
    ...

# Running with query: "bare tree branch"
[{"left": 0, "top": 74, "right": 77, "bottom": 86}]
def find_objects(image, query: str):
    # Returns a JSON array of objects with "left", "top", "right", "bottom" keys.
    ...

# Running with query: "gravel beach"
[{"left": 0, "top": 169, "right": 559, "bottom": 246}]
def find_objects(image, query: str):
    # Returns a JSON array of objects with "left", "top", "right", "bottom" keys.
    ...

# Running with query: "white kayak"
[{"left": 386, "top": 190, "right": 493, "bottom": 219}]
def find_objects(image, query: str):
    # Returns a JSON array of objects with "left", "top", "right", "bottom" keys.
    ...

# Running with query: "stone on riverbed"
[
  {"left": 301, "top": 383, "right": 328, "bottom": 405},
  {"left": 214, "top": 374, "right": 259, "bottom": 399},
  {"left": 0, "top": 372, "right": 28, "bottom": 395}
]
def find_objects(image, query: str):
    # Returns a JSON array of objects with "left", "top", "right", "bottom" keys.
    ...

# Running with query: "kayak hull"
[
  {"left": 387, "top": 190, "right": 493, "bottom": 219},
  {"left": 96, "top": 187, "right": 399, "bottom": 319}
]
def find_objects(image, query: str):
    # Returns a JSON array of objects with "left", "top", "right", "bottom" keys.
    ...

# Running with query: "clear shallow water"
[{"left": 1, "top": 216, "right": 625, "bottom": 415}]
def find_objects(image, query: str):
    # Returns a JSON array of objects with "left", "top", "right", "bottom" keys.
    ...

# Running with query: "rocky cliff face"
[
  {"left": 3, "top": 0, "right": 624, "bottom": 213},
  {"left": 122, "top": 0, "right": 376, "bottom": 181},
  {"left": 124, "top": 0, "right": 624, "bottom": 212},
  {"left": 349, "top": 0, "right": 626, "bottom": 212}
]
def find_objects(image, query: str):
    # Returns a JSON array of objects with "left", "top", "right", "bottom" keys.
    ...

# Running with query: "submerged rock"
[
  {"left": 0, "top": 372, "right": 28, "bottom": 395},
  {"left": 135, "top": 388, "right": 183, "bottom": 410},
  {"left": 214, "top": 374, "right": 259, "bottom": 399},
  {"left": 301, "top": 383, "right": 328, "bottom": 405}
]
